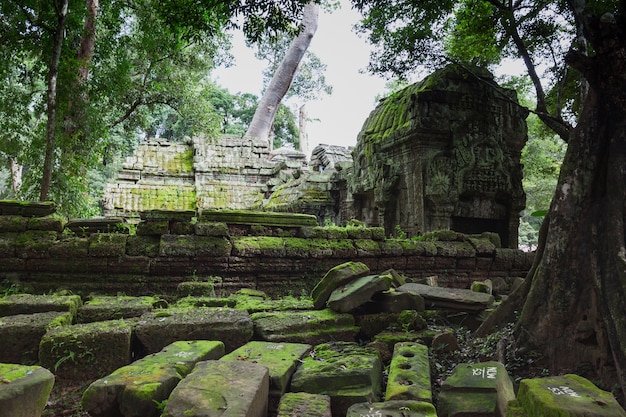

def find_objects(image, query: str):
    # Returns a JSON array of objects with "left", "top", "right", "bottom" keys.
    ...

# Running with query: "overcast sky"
[{"left": 211, "top": 1, "right": 389, "bottom": 154}]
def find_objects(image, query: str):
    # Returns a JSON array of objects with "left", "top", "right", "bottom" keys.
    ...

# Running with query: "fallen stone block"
[
  {"left": 371, "top": 289, "right": 425, "bottom": 313},
  {"left": 347, "top": 400, "right": 437, "bottom": 417},
  {"left": 82, "top": 340, "right": 225, "bottom": 417},
  {"left": 39, "top": 319, "right": 133, "bottom": 380},
  {"left": 0, "top": 311, "right": 73, "bottom": 364},
  {"left": 251, "top": 309, "right": 358, "bottom": 345},
  {"left": 398, "top": 283, "right": 494, "bottom": 311},
  {"left": 0, "top": 363, "right": 55, "bottom": 417},
  {"left": 327, "top": 274, "right": 392, "bottom": 313},
  {"left": 276, "top": 392, "right": 332, "bottom": 417},
  {"left": 291, "top": 341, "right": 383, "bottom": 417},
  {"left": 162, "top": 360, "right": 269, "bottom": 417},
  {"left": 385, "top": 342, "right": 431, "bottom": 402},
  {"left": 0, "top": 294, "right": 82, "bottom": 317},
  {"left": 509, "top": 373, "right": 626, "bottom": 417},
  {"left": 437, "top": 361, "right": 514, "bottom": 417},
  {"left": 134, "top": 307, "right": 253, "bottom": 353},
  {"left": 311, "top": 261, "right": 370, "bottom": 309},
  {"left": 77, "top": 295, "right": 161, "bottom": 323}
]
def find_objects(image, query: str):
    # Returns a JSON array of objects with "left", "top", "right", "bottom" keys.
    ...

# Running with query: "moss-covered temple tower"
[{"left": 349, "top": 65, "right": 528, "bottom": 247}]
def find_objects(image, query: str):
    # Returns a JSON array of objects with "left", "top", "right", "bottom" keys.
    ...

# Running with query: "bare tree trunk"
[
  {"left": 9, "top": 158, "right": 22, "bottom": 196},
  {"left": 298, "top": 103, "right": 308, "bottom": 156},
  {"left": 40, "top": 0, "right": 69, "bottom": 201},
  {"left": 245, "top": 2, "right": 319, "bottom": 144}
]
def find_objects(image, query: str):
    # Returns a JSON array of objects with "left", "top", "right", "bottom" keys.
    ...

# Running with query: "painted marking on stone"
[
  {"left": 472, "top": 366, "right": 498, "bottom": 379},
  {"left": 547, "top": 386, "right": 581, "bottom": 398}
]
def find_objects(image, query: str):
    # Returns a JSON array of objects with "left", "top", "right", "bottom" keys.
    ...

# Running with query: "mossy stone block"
[
  {"left": 311, "top": 261, "right": 371, "bottom": 309},
  {"left": 77, "top": 295, "right": 159, "bottom": 323},
  {"left": 195, "top": 236, "right": 232, "bottom": 257},
  {"left": 88, "top": 233, "right": 128, "bottom": 257},
  {"left": 27, "top": 216, "right": 65, "bottom": 232},
  {"left": 0, "top": 363, "right": 55, "bottom": 417},
  {"left": 0, "top": 200, "right": 56, "bottom": 217},
  {"left": 233, "top": 295, "right": 314, "bottom": 313},
  {"left": 198, "top": 209, "right": 317, "bottom": 228},
  {"left": 159, "top": 234, "right": 196, "bottom": 257},
  {"left": 328, "top": 274, "right": 392, "bottom": 313},
  {"left": 347, "top": 400, "right": 437, "bottom": 417},
  {"left": 126, "top": 235, "right": 160, "bottom": 256},
  {"left": 385, "top": 342, "right": 431, "bottom": 402},
  {"left": 136, "top": 220, "right": 169, "bottom": 236},
  {"left": 0, "top": 216, "right": 29, "bottom": 232},
  {"left": 174, "top": 296, "right": 236, "bottom": 308},
  {"left": 251, "top": 309, "right": 358, "bottom": 345},
  {"left": 0, "top": 294, "right": 82, "bottom": 317},
  {"left": 437, "top": 361, "right": 514, "bottom": 417},
  {"left": 222, "top": 341, "right": 311, "bottom": 395},
  {"left": 194, "top": 221, "right": 229, "bottom": 237},
  {"left": 140, "top": 209, "right": 196, "bottom": 222},
  {"left": 291, "top": 342, "right": 383, "bottom": 417},
  {"left": 277, "top": 392, "right": 331, "bottom": 417},
  {"left": 48, "top": 236, "right": 89, "bottom": 257},
  {"left": 176, "top": 281, "right": 216, "bottom": 297},
  {"left": 82, "top": 340, "right": 224, "bottom": 417},
  {"left": 134, "top": 307, "right": 253, "bottom": 353},
  {"left": 162, "top": 360, "right": 269, "bottom": 417},
  {"left": 511, "top": 374, "right": 626, "bottom": 417},
  {"left": 15, "top": 230, "right": 58, "bottom": 258},
  {"left": 0, "top": 311, "right": 73, "bottom": 364},
  {"left": 39, "top": 319, "right": 133, "bottom": 380}
]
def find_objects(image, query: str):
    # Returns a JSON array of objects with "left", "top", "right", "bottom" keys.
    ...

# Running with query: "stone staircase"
[{"left": 1, "top": 288, "right": 625, "bottom": 417}]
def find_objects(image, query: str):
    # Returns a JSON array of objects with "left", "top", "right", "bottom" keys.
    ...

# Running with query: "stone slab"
[
  {"left": 291, "top": 342, "right": 383, "bottom": 417},
  {"left": 162, "top": 360, "right": 269, "bottom": 417},
  {"left": 134, "top": 307, "right": 253, "bottom": 353},
  {"left": 347, "top": 400, "right": 437, "bottom": 417},
  {"left": 311, "top": 261, "right": 371, "bottom": 309},
  {"left": 327, "top": 274, "right": 392, "bottom": 313},
  {"left": 77, "top": 295, "right": 159, "bottom": 323},
  {"left": 0, "top": 311, "right": 73, "bottom": 364},
  {"left": 39, "top": 319, "right": 133, "bottom": 380},
  {"left": 510, "top": 374, "right": 626, "bottom": 417},
  {"left": 398, "top": 283, "right": 494, "bottom": 311},
  {"left": 221, "top": 341, "right": 311, "bottom": 394},
  {"left": 437, "top": 361, "right": 514, "bottom": 417},
  {"left": 251, "top": 309, "right": 358, "bottom": 345},
  {"left": 0, "top": 294, "right": 82, "bottom": 317},
  {"left": 276, "top": 392, "right": 332, "bottom": 417},
  {"left": 385, "top": 342, "right": 431, "bottom": 402},
  {"left": 0, "top": 363, "right": 55, "bottom": 417},
  {"left": 82, "top": 340, "right": 225, "bottom": 417}
]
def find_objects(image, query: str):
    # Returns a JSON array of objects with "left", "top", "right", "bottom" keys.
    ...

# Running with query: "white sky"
[{"left": 211, "top": 0, "right": 389, "bottom": 153}]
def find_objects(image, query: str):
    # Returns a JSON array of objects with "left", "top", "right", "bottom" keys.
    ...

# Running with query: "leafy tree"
[
  {"left": 353, "top": 0, "right": 626, "bottom": 397},
  {"left": 0, "top": 0, "right": 317, "bottom": 216}
]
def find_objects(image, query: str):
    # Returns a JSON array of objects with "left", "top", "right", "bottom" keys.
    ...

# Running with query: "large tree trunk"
[
  {"left": 245, "top": 2, "right": 319, "bottom": 145},
  {"left": 40, "top": 0, "right": 69, "bottom": 201},
  {"left": 512, "top": 10, "right": 626, "bottom": 397}
]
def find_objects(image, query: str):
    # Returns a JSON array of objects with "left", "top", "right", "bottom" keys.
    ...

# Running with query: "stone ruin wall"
[{"left": 0, "top": 205, "right": 532, "bottom": 298}]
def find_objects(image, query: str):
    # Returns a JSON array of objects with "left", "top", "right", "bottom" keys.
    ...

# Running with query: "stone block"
[
  {"left": 162, "top": 360, "right": 269, "bottom": 417},
  {"left": 276, "top": 392, "right": 332, "bottom": 417},
  {"left": 77, "top": 295, "right": 160, "bottom": 323},
  {"left": 134, "top": 307, "right": 253, "bottom": 353},
  {"left": 398, "top": 283, "right": 494, "bottom": 311},
  {"left": 251, "top": 309, "right": 358, "bottom": 345},
  {"left": 194, "top": 221, "right": 229, "bottom": 237},
  {"left": 15, "top": 230, "right": 58, "bottom": 258},
  {"left": 291, "top": 342, "right": 383, "bottom": 417},
  {"left": 89, "top": 233, "right": 128, "bottom": 257},
  {"left": 125, "top": 235, "right": 160, "bottom": 256},
  {"left": 385, "top": 342, "right": 431, "bottom": 402},
  {"left": 39, "top": 319, "right": 133, "bottom": 380},
  {"left": 27, "top": 217, "right": 64, "bottom": 232},
  {"left": 371, "top": 290, "right": 425, "bottom": 313},
  {"left": 0, "top": 363, "right": 55, "bottom": 417},
  {"left": 82, "top": 340, "right": 224, "bottom": 417},
  {"left": 136, "top": 220, "right": 169, "bottom": 236},
  {"left": 311, "top": 261, "right": 370, "bottom": 309},
  {"left": 347, "top": 400, "right": 437, "bottom": 417},
  {"left": 327, "top": 274, "right": 392, "bottom": 313},
  {"left": 0, "top": 294, "right": 82, "bottom": 317},
  {"left": 66, "top": 218, "right": 127, "bottom": 236},
  {"left": 437, "top": 361, "right": 514, "bottom": 417},
  {"left": 509, "top": 374, "right": 626, "bottom": 417},
  {"left": 48, "top": 237, "right": 89, "bottom": 257},
  {"left": 194, "top": 236, "right": 232, "bottom": 258},
  {"left": 0, "top": 216, "right": 29, "bottom": 232},
  {"left": 159, "top": 234, "right": 196, "bottom": 257},
  {"left": 0, "top": 311, "right": 72, "bottom": 364}
]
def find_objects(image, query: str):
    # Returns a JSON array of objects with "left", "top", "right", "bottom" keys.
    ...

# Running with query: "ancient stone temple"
[{"left": 349, "top": 65, "right": 528, "bottom": 247}]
